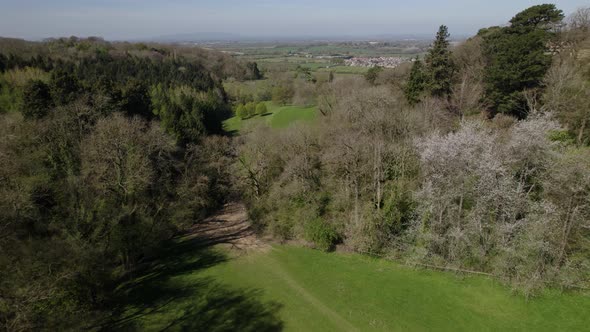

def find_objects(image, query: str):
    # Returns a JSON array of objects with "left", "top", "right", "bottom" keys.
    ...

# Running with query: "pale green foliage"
[
  {"left": 245, "top": 101, "right": 257, "bottom": 117},
  {"left": 236, "top": 104, "right": 247, "bottom": 119},
  {"left": 256, "top": 102, "right": 268, "bottom": 115}
]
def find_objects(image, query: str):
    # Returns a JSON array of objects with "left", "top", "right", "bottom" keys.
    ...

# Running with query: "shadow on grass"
[
  {"left": 223, "top": 129, "right": 239, "bottom": 137},
  {"left": 99, "top": 236, "right": 283, "bottom": 331}
]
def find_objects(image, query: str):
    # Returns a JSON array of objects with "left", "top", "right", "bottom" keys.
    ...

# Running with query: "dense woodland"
[
  {"left": 0, "top": 37, "right": 252, "bottom": 330},
  {"left": 1, "top": 4, "right": 589, "bottom": 331}
]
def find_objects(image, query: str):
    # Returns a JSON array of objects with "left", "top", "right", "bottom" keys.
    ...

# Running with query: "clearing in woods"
[
  {"left": 107, "top": 203, "right": 590, "bottom": 331},
  {"left": 223, "top": 102, "right": 318, "bottom": 133}
]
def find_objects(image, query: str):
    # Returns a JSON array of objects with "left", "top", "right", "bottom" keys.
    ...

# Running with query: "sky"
[{"left": 0, "top": 0, "right": 587, "bottom": 40}]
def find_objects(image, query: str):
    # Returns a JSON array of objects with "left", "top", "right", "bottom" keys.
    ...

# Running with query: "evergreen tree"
[
  {"left": 424, "top": 25, "right": 455, "bottom": 98},
  {"left": 50, "top": 69, "right": 82, "bottom": 106},
  {"left": 0, "top": 53, "right": 6, "bottom": 72},
  {"left": 121, "top": 79, "right": 152, "bottom": 120},
  {"left": 246, "top": 62, "right": 262, "bottom": 80},
  {"left": 22, "top": 80, "right": 53, "bottom": 119},
  {"left": 509, "top": 4, "right": 564, "bottom": 30},
  {"left": 481, "top": 4, "right": 564, "bottom": 117},
  {"left": 404, "top": 59, "right": 427, "bottom": 105}
]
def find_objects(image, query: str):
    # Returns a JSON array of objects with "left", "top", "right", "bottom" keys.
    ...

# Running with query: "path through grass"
[{"left": 109, "top": 239, "right": 590, "bottom": 331}]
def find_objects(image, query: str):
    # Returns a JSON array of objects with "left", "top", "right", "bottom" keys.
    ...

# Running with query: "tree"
[
  {"left": 21, "top": 80, "right": 53, "bottom": 119},
  {"left": 481, "top": 5, "right": 564, "bottom": 117},
  {"left": 412, "top": 116, "right": 565, "bottom": 293},
  {"left": 564, "top": 7, "right": 590, "bottom": 53},
  {"left": 568, "top": 6, "right": 590, "bottom": 32},
  {"left": 509, "top": 4, "right": 564, "bottom": 30},
  {"left": 424, "top": 25, "right": 455, "bottom": 98},
  {"left": 256, "top": 102, "right": 268, "bottom": 115},
  {"left": 246, "top": 62, "right": 262, "bottom": 80},
  {"left": 50, "top": 69, "right": 81, "bottom": 106},
  {"left": 364, "top": 66, "right": 382, "bottom": 85},
  {"left": 236, "top": 104, "right": 248, "bottom": 119},
  {"left": 0, "top": 53, "right": 6, "bottom": 72},
  {"left": 245, "top": 101, "right": 257, "bottom": 117},
  {"left": 151, "top": 85, "right": 226, "bottom": 144},
  {"left": 449, "top": 37, "right": 486, "bottom": 114},
  {"left": 543, "top": 56, "right": 590, "bottom": 145},
  {"left": 272, "top": 84, "right": 293, "bottom": 106},
  {"left": 404, "top": 59, "right": 427, "bottom": 105},
  {"left": 120, "top": 79, "right": 152, "bottom": 119}
]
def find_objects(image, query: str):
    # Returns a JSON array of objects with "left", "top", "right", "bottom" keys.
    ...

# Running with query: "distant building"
[{"left": 344, "top": 57, "right": 408, "bottom": 68}]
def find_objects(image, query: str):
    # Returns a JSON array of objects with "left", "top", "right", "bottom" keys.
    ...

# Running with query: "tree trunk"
[
  {"left": 577, "top": 117, "right": 586, "bottom": 146},
  {"left": 558, "top": 197, "right": 575, "bottom": 266}
]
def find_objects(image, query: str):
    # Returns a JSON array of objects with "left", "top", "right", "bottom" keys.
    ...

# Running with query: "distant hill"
[
  {"left": 142, "top": 33, "right": 462, "bottom": 44},
  {"left": 147, "top": 32, "right": 244, "bottom": 43}
]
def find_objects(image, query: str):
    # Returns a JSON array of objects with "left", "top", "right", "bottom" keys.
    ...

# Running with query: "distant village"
[
  {"left": 344, "top": 56, "right": 410, "bottom": 68},
  {"left": 287, "top": 52, "right": 412, "bottom": 69}
]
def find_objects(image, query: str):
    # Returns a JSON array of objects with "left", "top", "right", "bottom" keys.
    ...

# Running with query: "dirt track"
[
  {"left": 189, "top": 202, "right": 269, "bottom": 252},
  {"left": 189, "top": 202, "right": 359, "bottom": 330}
]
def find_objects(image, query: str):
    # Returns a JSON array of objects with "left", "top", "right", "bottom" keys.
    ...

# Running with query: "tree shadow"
[
  {"left": 99, "top": 236, "right": 283, "bottom": 331},
  {"left": 223, "top": 129, "right": 239, "bottom": 137}
]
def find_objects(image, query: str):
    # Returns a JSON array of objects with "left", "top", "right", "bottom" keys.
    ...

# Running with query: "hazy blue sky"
[{"left": 0, "top": 0, "right": 587, "bottom": 40}]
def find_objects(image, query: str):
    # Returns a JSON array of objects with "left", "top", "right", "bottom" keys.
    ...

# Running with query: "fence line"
[{"left": 354, "top": 249, "right": 589, "bottom": 290}]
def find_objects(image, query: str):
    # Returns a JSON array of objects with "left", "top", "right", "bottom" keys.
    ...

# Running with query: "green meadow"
[
  {"left": 223, "top": 102, "right": 318, "bottom": 133},
  {"left": 110, "top": 239, "right": 590, "bottom": 331}
]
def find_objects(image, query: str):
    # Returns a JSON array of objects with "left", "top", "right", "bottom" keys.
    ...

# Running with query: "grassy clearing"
[
  {"left": 110, "top": 239, "right": 590, "bottom": 332},
  {"left": 223, "top": 102, "right": 318, "bottom": 133}
]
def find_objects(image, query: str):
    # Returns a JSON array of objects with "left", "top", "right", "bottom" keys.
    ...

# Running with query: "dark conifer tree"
[
  {"left": 480, "top": 4, "right": 564, "bottom": 117},
  {"left": 424, "top": 25, "right": 455, "bottom": 98},
  {"left": 404, "top": 59, "right": 427, "bottom": 105},
  {"left": 22, "top": 80, "right": 54, "bottom": 119}
]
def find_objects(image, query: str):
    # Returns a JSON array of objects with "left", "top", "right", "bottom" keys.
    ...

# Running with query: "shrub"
[
  {"left": 236, "top": 104, "right": 247, "bottom": 119},
  {"left": 256, "top": 102, "right": 268, "bottom": 115},
  {"left": 304, "top": 218, "right": 340, "bottom": 251},
  {"left": 245, "top": 101, "right": 257, "bottom": 117}
]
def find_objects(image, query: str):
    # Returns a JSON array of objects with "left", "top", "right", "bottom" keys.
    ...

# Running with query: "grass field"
[
  {"left": 223, "top": 102, "right": 318, "bottom": 133},
  {"left": 110, "top": 237, "right": 590, "bottom": 332}
]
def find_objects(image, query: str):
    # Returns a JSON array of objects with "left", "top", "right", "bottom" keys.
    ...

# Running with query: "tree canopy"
[
  {"left": 425, "top": 25, "right": 455, "bottom": 98},
  {"left": 481, "top": 4, "right": 564, "bottom": 117}
]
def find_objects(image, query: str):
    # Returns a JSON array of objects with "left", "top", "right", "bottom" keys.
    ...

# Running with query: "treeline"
[
  {"left": 237, "top": 5, "right": 590, "bottom": 295},
  {"left": 0, "top": 36, "right": 262, "bottom": 81},
  {"left": 224, "top": 65, "right": 324, "bottom": 109},
  {"left": 0, "top": 38, "right": 242, "bottom": 330}
]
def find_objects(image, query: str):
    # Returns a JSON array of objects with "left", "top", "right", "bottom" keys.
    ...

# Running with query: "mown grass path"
[{"left": 264, "top": 253, "right": 360, "bottom": 332}]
